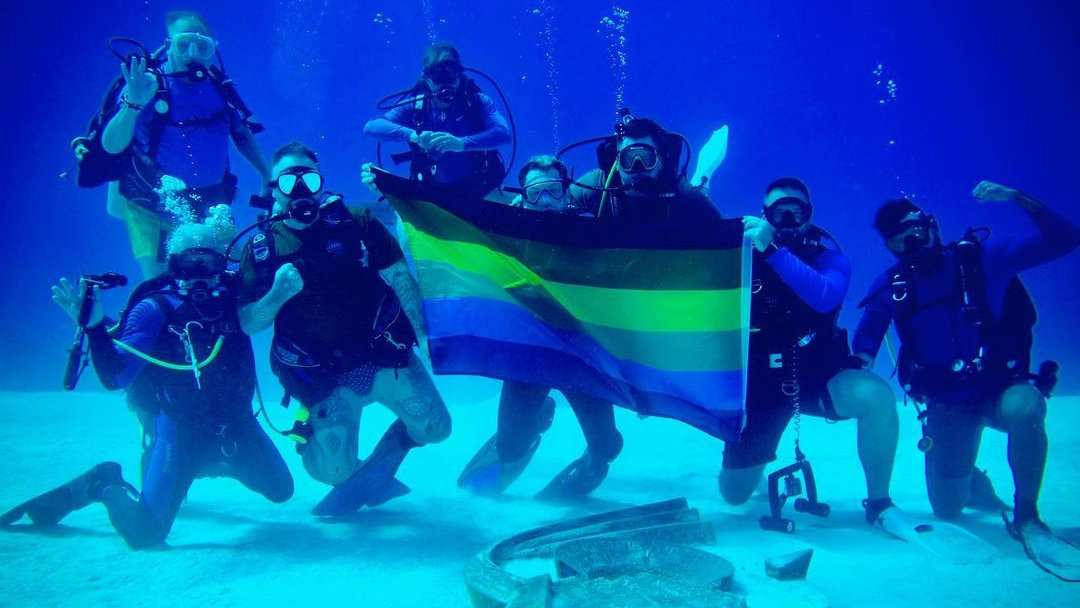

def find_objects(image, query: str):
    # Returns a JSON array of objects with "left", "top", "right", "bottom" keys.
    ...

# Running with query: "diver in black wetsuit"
[
  {"left": 457, "top": 155, "right": 624, "bottom": 499},
  {"left": 363, "top": 42, "right": 511, "bottom": 195},
  {"left": 238, "top": 143, "right": 451, "bottom": 517},
  {"left": 1, "top": 218, "right": 293, "bottom": 548},
  {"left": 854, "top": 181, "right": 1079, "bottom": 542},
  {"left": 570, "top": 117, "right": 718, "bottom": 223},
  {"left": 719, "top": 178, "right": 906, "bottom": 529}
]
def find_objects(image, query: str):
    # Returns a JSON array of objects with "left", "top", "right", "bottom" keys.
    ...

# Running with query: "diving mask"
[
  {"left": 523, "top": 179, "right": 567, "bottom": 209},
  {"left": 617, "top": 143, "right": 659, "bottom": 173},
  {"left": 425, "top": 61, "right": 463, "bottom": 103},
  {"left": 884, "top": 213, "right": 936, "bottom": 256},
  {"left": 765, "top": 196, "right": 812, "bottom": 242},
  {"left": 169, "top": 247, "right": 226, "bottom": 281},
  {"left": 272, "top": 168, "right": 323, "bottom": 197},
  {"left": 170, "top": 32, "right": 217, "bottom": 64}
]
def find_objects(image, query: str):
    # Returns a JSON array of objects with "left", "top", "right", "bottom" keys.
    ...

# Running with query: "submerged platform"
[{"left": 0, "top": 384, "right": 1077, "bottom": 607}]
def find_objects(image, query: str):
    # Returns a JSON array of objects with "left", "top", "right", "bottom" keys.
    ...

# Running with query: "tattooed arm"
[{"left": 380, "top": 259, "right": 427, "bottom": 351}]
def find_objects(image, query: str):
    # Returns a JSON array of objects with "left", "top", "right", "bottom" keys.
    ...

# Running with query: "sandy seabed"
[{"left": 1, "top": 377, "right": 1077, "bottom": 607}]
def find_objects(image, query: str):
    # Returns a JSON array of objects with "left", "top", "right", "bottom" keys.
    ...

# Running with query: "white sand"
[{"left": 1, "top": 381, "right": 1077, "bottom": 607}]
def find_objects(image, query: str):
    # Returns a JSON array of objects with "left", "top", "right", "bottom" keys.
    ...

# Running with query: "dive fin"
[
  {"left": 458, "top": 435, "right": 525, "bottom": 495},
  {"left": 875, "top": 507, "right": 997, "bottom": 565},
  {"left": 459, "top": 397, "right": 556, "bottom": 495},
  {"left": 312, "top": 421, "right": 415, "bottom": 517},
  {"left": 536, "top": 450, "right": 610, "bottom": 501},
  {"left": 312, "top": 473, "right": 411, "bottom": 517},
  {"left": 363, "top": 478, "right": 412, "bottom": 508},
  {"left": 1005, "top": 513, "right": 1080, "bottom": 582},
  {"left": 0, "top": 462, "right": 129, "bottom": 527},
  {"left": 691, "top": 125, "right": 729, "bottom": 187}
]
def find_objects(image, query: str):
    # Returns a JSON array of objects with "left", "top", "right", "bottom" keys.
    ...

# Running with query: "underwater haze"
[
  {"left": 5, "top": 0, "right": 1080, "bottom": 392},
  {"left": 2, "top": 1, "right": 1080, "bottom": 607}
]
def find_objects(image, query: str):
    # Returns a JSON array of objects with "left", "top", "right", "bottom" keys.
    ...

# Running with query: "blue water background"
[{"left": 3, "top": 0, "right": 1078, "bottom": 392}]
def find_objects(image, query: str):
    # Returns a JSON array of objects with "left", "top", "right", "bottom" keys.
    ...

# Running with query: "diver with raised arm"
[
  {"left": 74, "top": 10, "right": 269, "bottom": 279},
  {"left": 1, "top": 212, "right": 293, "bottom": 548},
  {"left": 237, "top": 142, "right": 451, "bottom": 518},
  {"left": 854, "top": 181, "right": 1079, "bottom": 570}
]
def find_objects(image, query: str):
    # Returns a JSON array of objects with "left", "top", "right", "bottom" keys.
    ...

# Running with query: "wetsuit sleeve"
[
  {"left": 364, "top": 104, "right": 418, "bottom": 143},
  {"left": 460, "top": 94, "right": 511, "bottom": 150},
  {"left": 852, "top": 273, "right": 893, "bottom": 358},
  {"left": 87, "top": 299, "right": 166, "bottom": 390},
  {"left": 766, "top": 247, "right": 851, "bottom": 313},
  {"left": 989, "top": 202, "right": 1080, "bottom": 275},
  {"left": 353, "top": 209, "right": 405, "bottom": 270}
]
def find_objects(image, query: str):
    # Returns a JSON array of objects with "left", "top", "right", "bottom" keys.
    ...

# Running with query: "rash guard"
[
  {"left": 853, "top": 203, "right": 1079, "bottom": 363},
  {"left": 766, "top": 246, "right": 851, "bottom": 313},
  {"left": 87, "top": 296, "right": 177, "bottom": 389}
]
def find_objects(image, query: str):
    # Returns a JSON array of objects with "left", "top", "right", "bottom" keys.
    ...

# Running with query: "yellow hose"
[
  {"left": 112, "top": 336, "right": 225, "bottom": 371},
  {"left": 597, "top": 161, "right": 620, "bottom": 218}
]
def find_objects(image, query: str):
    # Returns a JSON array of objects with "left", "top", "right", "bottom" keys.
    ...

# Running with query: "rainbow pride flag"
[{"left": 378, "top": 173, "right": 750, "bottom": 441}]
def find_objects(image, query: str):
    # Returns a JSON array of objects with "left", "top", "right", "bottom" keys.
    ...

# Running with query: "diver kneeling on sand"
[
  {"left": 236, "top": 142, "right": 450, "bottom": 517},
  {"left": 854, "top": 182, "right": 1079, "bottom": 574},
  {"left": 719, "top": 178, "right": 911, "bottom": 534},
  {"left": 457, "top": 155, "right": 625, "bottom": 499},
  {"left": 1, "top": 210, "right": 293, "bottom": 549},
  {"left": 461, "top": 115, "right": 722, "bottom": 499}
]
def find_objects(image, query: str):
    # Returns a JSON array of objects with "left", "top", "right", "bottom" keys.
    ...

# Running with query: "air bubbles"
[
  {"left": 598, "top": 6, "right": 631, "bottom": 117},
  {"left": 530, "top": 1, "right": 562, "bottom": 148},
  {"left": 420, "top": 0, "right": 439, "bottom": 42},
  {"left": 873, "top": 63, "right": 898, "bottom": 105},
  {"left": 373, "top": 11, "right": 396, "bottom": 47}
]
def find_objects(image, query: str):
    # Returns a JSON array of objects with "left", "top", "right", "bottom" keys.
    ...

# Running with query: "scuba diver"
[
  {"left": 363, "top": 42, "right": 511, "bottom": 195},
  {"left": 854, "top": 181, "right": 1079, "bottom": 563},
  {"left": 458, "top": 155, "right": 624, "bottom": 499},
  {"left": 1, "top": 215, "right": 293, "bottom": 549},
  {"left": 567, "top": 114, "right": 719, "bottom": 223},
  {"left": 720, "top": 178, "right": 908, "bottom": 532},
  {"left": 237, "top": 142, "right": 451, "bottom": 518},
  {"left": 74, "top": 10, "right": 269, "bottom": 279}
]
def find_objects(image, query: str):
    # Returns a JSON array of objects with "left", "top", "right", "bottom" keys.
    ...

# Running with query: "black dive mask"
[
  {"left": 884, "top": 214, "right": 937, "bottom": 259},
  {"left": 618, "top": 143, "right": 660, "bottom": 174},
  {"left": 765, "top": 196, "right": 812, "bottom": 244},
  {"left": 425, "top": 61, "right": 463, "bottom": 102},
  {"left": 169, "top": 248, "right": 226, "bottom": 301},
  {"left": 271, "top": 168, "right": 324, "bottom": 225}
]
